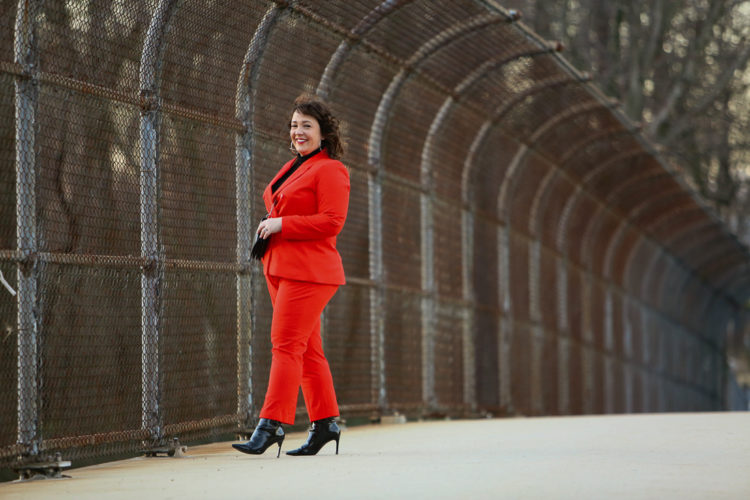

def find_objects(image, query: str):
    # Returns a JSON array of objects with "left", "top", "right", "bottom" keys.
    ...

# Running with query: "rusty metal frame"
[
  {"left": 453, "top": 44, "right": 562, "bottom": 412},
  {"left": 320, "top": 8, "right": 553, "bottom": 413},
  {"left": 139, "top": 0, "right": 180, "bottom": 448},
  {"left": 557, "top": 126, "right": 640, "bottom": 167},
  {"left": 465, "top": 71, "right": 596, "bottom": 414},
  {"left": 368, "top": 12, "right": 506, "bottom": 165},
  {"left": 491, "top": 74, "right": 592, "bottom": 134},
  {"left": 234, "top": 2, "right": 290, "bottom": 433},
  {"left": 602, "top": 187, "right": 691, "bottom": 281},
  {"left": 690, "top": 235, "right": 748, "bottom": 283},
  {"left": 458, "top": 46, "right": 558, "bottom": 204},
  {"left": 498, "top": 100, "right": 640, "bottom": 414},
  {"left": 578, "top": 155, "right": 662, "bottom": 271},
  {"left": 527, "top": 99, "right": 610, "bottom": 145},
  {"left": 1, "top": 0, "right": 747, "bottom": 467},
  {"left": 317, "top": 0, "right": 415, "bottom": 99},
  {"left": 635, "top": 206, "right": 707, "bottom": 298},
  {"left": 580, "top": 149, "right": 654, "bottom": 186},
  {"left": 528, "top": 166, "right": 560, "bottom": 243},
  {"left": 14, "top": 0, "right": 41, "bottom": 462},
  {"left": 717, "top": 265, "right": 750, "bottom": 301},
  {"left": 316, "top": 0, "right": 420, "bottom": 414},
  {"left": 625, "top": 236, "right": 721, "bottom": 354},
  {"left": 555, "top": 183, "right": 587, "bottom": 253},
  {"left": 367, "top": 12, "right": 511, "bottom": 414},
  {"left": 601, "top": 175, "right": 692, "bottom": 290},
  {"left": 543, "top": 164, "right": 724, "bottom": 414},
  {"left": 643, "top": 249, "right": 722, "bottom": 351}
]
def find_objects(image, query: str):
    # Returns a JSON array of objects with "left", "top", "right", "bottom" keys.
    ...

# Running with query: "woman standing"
[{"left": 233, "top": 95, "right": 349, "bottom": 457}]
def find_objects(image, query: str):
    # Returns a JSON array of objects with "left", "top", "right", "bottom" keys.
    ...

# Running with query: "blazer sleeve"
[{"left": 281, "top": 162, "right": 350, "bottom": 240}]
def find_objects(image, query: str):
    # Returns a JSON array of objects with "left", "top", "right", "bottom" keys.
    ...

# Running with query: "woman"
[{"left": 233, "top": 94, "right": 349, "bottom": 457}]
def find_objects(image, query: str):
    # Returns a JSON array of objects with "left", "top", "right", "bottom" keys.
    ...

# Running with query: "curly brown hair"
[{"left": 290, "top": 94, "right": 345, "bottom": 160}]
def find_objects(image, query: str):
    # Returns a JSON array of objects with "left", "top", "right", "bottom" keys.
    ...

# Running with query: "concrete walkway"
[{"left": 1, "top": 412, "right": 749, "bottom": 499}]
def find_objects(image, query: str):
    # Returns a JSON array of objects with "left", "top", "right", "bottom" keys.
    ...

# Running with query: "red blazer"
[{"left": 261, "top": 150, "right": 350, "bottom": 285}]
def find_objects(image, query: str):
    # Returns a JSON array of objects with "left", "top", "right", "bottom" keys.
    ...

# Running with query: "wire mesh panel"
[
  {"left": 381, "top": 180, "right": 421, "bottom": 289},
  {"left": 1, "top": 0, "right": 748, "bottom": 475},
  {"left": 325, "top": 282, "right": 373, "bottom": 409},
  {"left": 383, "top": 288, "right": 422, "bottom": 408},
  {"left": 366, "top": 0, "right": 488, "bottom": 63},
  {"left": 433, "top": 201, "right": 463, "bottom": 300},
  {"left": 252, "top": 10, "right": 342, "bottom": 138},
  {"left": 0, "top": 259, "right": 17, "bottom": 459},
  {"left": 337, "top": 168, "right": 370, "bottom": 279},
  {"left": 0, "top": 73, "right": 15, "bottom": 458},
  {"left": 432, "top": 107, "right": 483, "bottom": 202},
  {"left": 38, "top": 264, "right": 142, "bottom": 459},
  {"left": 161, "top": 269, "right": 237, "bottom": 428},
  {"left": 159, "top": 116, "right": 237, "bottom": 262},
  {"left": 473, "top": 216, "right": 500, "bottom": 410},
  {"left": 160, "top": 1, "right": 265, "bottom": 119},
  {"left": 0, "top": 72, "right": 15, "bottom": 250},
  {"left": 382, "top": 81, "right": 444, "bottom": 183},
  {"left": 567, "top": 338, "right": 585, "bottom": 414},
  {"left": 0, "top": 2, "right": 15, "bottom": 64},
  {"left": 37, "top": 87, "right": 141, "bottom": 256},
  {"left": 249, "top": 270, "right": 273, "bottom": 422},
  {"left": 433, "top": 299, "right": 465, "bottom": 410},
  {"left": 37, "top": 1, "right": 156, "bottom": 94},
  {"left": 538, "top": 248, "right": 558, "bottom": 332},
  {"left": 509, "top": 231, "right": 531, "bottom": 322},
  {"left": 508, "top": 322, "right": 532, "bottom": 415},
  {"left": 327, "top": 49, "right": 396, "bottom": 169}
]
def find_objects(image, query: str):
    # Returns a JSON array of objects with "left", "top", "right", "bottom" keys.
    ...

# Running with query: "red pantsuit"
[
  {"left": 261, "top": 276, "right": 338, "bottom": 424},
  {"left": 259, "top": 150, "right": 349, "bottom": 425}
]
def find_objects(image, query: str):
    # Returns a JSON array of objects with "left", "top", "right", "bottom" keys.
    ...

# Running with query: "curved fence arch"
[{"left": 1, "top": 0, "right": 748, "bottom": 472}]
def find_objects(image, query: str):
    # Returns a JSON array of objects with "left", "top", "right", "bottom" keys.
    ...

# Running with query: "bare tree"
[
  {"left": 506, "top": 0, "right": 750, "bottom": 402},
  {"left": 512, "top": 0, "right": 750, "bottom": 240}
]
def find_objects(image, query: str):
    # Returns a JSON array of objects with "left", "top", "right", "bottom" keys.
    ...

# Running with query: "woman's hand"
[{"left": 257, "top": 217, "right": 282, "bottom": 239}]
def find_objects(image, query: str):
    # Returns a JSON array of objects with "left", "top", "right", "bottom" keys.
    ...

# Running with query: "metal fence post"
[
  {"left": 14, "top": 0, "right": 40, "bottom": 462},
  {"left": 368, "top": 94, "right": 390, "bottom": 415},
  {"left": 139, "top": 0, "right": 179, "bottom": 447},
  {"left": 235, "top": 4, "right": 286, "bottom": 432},
  {"left": 420, "top": 191, "right": 436, "bottom": 411},
  {"left": 317, "top": 0, "right": 413, "bottom": 418},
  {"left": 369, "top": 173, "right": 387, "bottom": 412},
  {"left": 419, "top": 99, "right": 454, "bottom": 413}
]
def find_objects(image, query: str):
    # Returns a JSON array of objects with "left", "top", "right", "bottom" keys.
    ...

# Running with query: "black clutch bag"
[{"left": 250, "top": 214, "right": 270, "bottom": 260}]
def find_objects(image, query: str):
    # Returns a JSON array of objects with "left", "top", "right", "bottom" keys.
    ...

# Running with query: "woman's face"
[{"left": 290, "top": 111, "right": 322, "bottom": 156}]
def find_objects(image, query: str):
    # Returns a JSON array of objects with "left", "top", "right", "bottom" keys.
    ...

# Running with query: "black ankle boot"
[
  {"left": 286, "top": 417, "right": 340, "bottom": 456},
  {"left": 232, "top": 418, "right": 285, "bottom": 457}
]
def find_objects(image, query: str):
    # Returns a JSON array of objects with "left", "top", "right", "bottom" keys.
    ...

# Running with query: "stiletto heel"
[
  {"left": 232, "top": 418, "right": 285, "bottom": 457},
  {"left": 286, "top": 417, "right": 341, "bottom": 456}
]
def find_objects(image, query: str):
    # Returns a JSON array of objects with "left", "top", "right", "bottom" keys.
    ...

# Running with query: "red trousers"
[{"left": 259, "top": 275, "right": 339, "bottom": 425}]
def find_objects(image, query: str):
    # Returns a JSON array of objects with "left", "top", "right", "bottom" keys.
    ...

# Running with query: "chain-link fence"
[{"left": 2, "top": 0, "right": 749, "bottom": 475}]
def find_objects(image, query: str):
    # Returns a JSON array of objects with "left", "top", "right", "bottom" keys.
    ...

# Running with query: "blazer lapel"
[
  {"left": 274, "top": 151, "right": 328, "bottom": 197},
  {"left": 263, "top": 151, "right": 329, "bottom": 210},
  {"left": 267, "top": 157, "right": 296, "bottom": 190},
  {"left": 263, "top": 157, "right": 295, "bottom": 209}
]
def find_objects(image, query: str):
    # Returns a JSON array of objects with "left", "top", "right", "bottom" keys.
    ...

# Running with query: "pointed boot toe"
[
  {"left": 286, "top": 418, "right": 340, "bottom": 456},
  {"left": 232, "top": 418, "right": 285, "bottom": 457}
]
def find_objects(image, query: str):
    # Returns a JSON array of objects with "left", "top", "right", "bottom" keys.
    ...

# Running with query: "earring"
[{"left": 289, "top": 141, "right": 296, "bottom": 152}]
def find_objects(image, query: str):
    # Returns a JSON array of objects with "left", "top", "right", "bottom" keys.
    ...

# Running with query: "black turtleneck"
[{"left": 272, "top": 147, "right": 323, "bottom": 193}]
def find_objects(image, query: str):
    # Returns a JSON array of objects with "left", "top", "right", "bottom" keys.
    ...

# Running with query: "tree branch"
[{"left": 664, "top": 40, "right": 750, "bottom": 143}]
